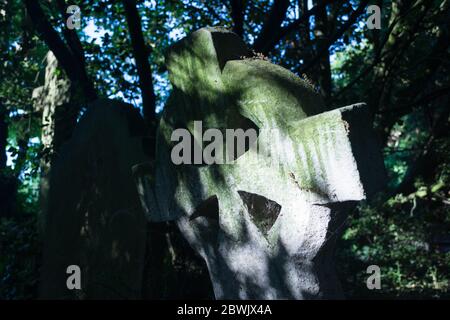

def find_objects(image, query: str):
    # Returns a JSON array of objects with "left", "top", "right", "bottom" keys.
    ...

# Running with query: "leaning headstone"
[
  {"left": 40, "top": 99, "right": 150, "bottom": 299},
  {"left": 135, "top": 27, "right": 386, "bottom": 299}
]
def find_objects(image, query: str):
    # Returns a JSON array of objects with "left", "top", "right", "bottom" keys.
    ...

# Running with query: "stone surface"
[
  {"left": 32, "top": 51, "right": 74, "bottom": 152},
  {"left": 40, "top": 99, "right": 150, "bottom": 299},
  {"left": 32, "top": 51, "right": 78, "bottom": 232},
  {"left": 135, "top": 27, "right": 386, "bottom": 299}
]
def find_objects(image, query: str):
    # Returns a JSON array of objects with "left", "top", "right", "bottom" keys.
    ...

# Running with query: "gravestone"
[
  {"left": 134, "top": 27, "right": 386, "bottom": 299},
  {"left": 32, "top": 51, "right": 77, "bottom": 231},
  {"left": 32, "top": 51, "right": 75, "bottom": 154},
  {"left": 40, "top": 99, "right": 150, "bottom": 299}
]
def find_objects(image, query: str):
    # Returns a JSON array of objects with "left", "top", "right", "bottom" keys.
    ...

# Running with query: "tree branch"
[
  {"left": 376, "top": 87, "right": 450, "bottom": 116},
  {"left": 332, "top": 13, "right": 405, "bottom": 100},
  {"left": 312, "top": 0, "right": 332, "bottom": 98},
  {"left": 260, "top": 0, "right": 338, "bottom": 54},
  {"left": 333, "top": 0, "right": 437, "bottom": 100},
  {"left": 23, "top": 0, "right": 97, "bottom": 101},
  {"left": 122, "top": 0, "right": 156, "bottom": 126},
  {"left": 378, "top": 11, "right": 449, "bottom": 143},
  {"left": 0, "top": 101, "right": 7, "bottom": 170},
  {"left": 55, "top": 0, "right": 86, "bottom": 68},
  {"left": 253, "top": 0, "right": 290, "bottom": 53},
  {"left": 301, "top": 0, "right": 369, "bottom": 74},
  {"left": 230, "top": 0, "right": 245, "bottom": 37},
  {"left": 393, "top": 100, "right": 449, "bottom": 197}
]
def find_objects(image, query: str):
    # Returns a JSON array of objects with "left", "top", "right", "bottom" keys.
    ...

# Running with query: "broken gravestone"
[
  {"left": 40, "top": 99, "right": 150, "bottom": 299},
  {"left": 134, "top": 27, "right": 386, "bottom": 299}
]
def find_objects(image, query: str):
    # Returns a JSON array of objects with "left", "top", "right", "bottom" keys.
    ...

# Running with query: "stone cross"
[
  {"left": 134, "top": 27, "right": 386, "bottom": 299},
  {"left": 32, "top": 51, "right": 76, "bottom": 231},
  {"left": 32, "top": 51, "right": 74, "bottom": 158}
]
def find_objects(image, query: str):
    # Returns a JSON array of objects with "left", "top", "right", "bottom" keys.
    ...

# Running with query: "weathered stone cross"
[
  {"left": 32, "top": 51, "right": 76, "bottom": 231},
  {"left": 32, "top": 51, "right": 74, "bottom": 157},
  {"left": 135, "top": 27, "right": 386, "bottom": 299}
]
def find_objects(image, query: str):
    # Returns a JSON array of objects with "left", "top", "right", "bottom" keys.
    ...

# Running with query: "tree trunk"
[
  {"left": 0, "top": 100, "right": 17, "bottom": 218},
  {"left": 230, "top": 0, "right": 245, "bottom": 37},
  {"left": 122, "top": 0, "right": 157, "bottom": 127},
  {"left": 0, "top": 101, "right": 7, "bottom": 171},
  {"left": 253, "top": 0, "right": 290, "bottom": 54},
  {"left": 24, "top": 0, "right": 97, "bottom": 102},
  {"left": 312, "top": 0, "right": 331, "bottom": 100}
]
